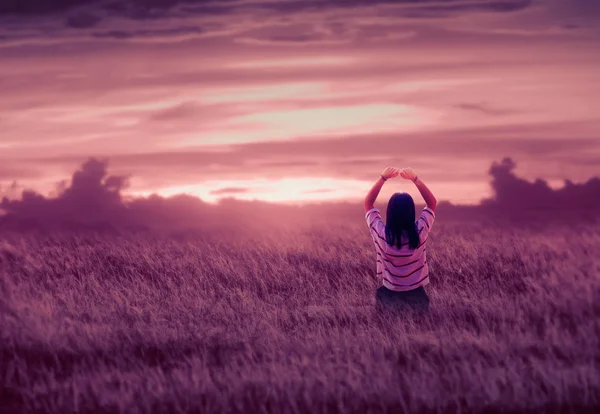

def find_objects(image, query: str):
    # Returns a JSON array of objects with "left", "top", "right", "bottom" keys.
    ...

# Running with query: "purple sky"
[{"left": 1, "top": 0, "right": 599, "bottom": 204}]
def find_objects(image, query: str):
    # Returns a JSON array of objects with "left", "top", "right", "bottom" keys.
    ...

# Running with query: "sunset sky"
[{"left": 1, "top": 0, "right": 599, "bottom": 205}]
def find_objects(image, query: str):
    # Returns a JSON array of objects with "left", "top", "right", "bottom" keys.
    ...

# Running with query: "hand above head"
[
  {"left": 381, "top": 166, "right": 400, "bottom": 180},
  {"left": 366, "top": 166, "right": 401, "bottom": 211},
  {"left": 400, "top": 167, "right": 418, "bottom": 182}
]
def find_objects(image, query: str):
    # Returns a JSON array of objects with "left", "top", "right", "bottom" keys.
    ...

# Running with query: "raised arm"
[
  {"left": 400, "top": 168, "right": 437, "bottom": 212},
  {"left": 364, "top": 166, "right": 399, "bottom": 212}
]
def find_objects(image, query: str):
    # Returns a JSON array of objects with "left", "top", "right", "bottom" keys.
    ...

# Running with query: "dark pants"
[{"left": 376, "top": 285, "right": 430, "bottom": 313}]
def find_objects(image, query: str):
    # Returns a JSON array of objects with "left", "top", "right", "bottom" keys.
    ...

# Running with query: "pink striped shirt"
[{"left": 365, "top": 206, "right": 435, "bottom": 291}]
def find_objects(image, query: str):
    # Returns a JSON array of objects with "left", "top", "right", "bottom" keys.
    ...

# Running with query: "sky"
[{"left": 1, "top": 0, "right": 599, "bottom": 205}]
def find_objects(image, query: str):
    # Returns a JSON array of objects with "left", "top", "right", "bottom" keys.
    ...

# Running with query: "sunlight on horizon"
[
  {"left": 129, "top": 177, "right": 370, "bottom": 204},
  {"left": 127, "top": 177, "right": 488, "bottom": 205}
]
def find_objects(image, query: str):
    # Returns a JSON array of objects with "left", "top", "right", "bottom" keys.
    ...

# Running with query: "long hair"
[{"left": 384, "top": 192, "right": 420, "bottom": 249}]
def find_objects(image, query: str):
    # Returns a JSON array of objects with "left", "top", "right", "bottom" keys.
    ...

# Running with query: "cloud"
[
  {"left": 454, "top": 102, "right": 514, "bottom": 116},
  {"left": 0, "top": 158, "right": 351, "bottom": 232},
  {"left": 148, "top": 101, "right": 203, "bottom": 121},
  {"left": 1, "top": 158, "right": 129, "bottom": 223},
  {"left": 231, "top": 20, "right": 416, "bottom": 46},
  {"left": 0, "top": 0, "right": 88, "bottom": 15},
  {"left": 0, "top": 0, "right": 537, "bottom": 48},
  {"left": 0, "top": 158, "right": 209, "bottom": 230},
  {"left": 146, "top": 101, "right": 243, "bottom": 123},
  {"left": 234, "top": 34, "right": 351, "bottom": 47},
  {"left": 13, "top": 122, "right": 600, "bottom": 189},
  {"left": 0, "top": 181, "right": 23, "bottom": 201},
  {"left": 229, "top": 0, "right": 533, "bottom": 17},
  {"left": 381, "top": 0, "right": 532, "bottom": 18},
  {"left": 65, "top": 12, "right": 102, "bottom": 28},
  {"left": 0, "top": 0, "right": 533, "bottom": 17},
  {"left": 0, "top": 0, "right": 203, "bottom": 17},
  {"left": 91, "top": 26, "right": 203, "bottom": 40},
  {"left": 210, "top": 187, "right": 249, "bottom": 195},
  {"left": 485, "top": 0, "right": 532, "bottom": 12},
  {"left": 1, "top": 156, "right": 597, "bottom": 235},
  {"left": 481, "top": 157, "right": 600, "bottom": 210}
]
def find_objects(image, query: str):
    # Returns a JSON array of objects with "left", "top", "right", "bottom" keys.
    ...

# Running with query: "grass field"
[{"left": 1, "top": 219, "right": 599, "bottom": 413}]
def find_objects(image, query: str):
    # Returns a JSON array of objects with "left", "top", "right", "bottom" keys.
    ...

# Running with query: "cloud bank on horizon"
[
  {"left": 1, "top": 157, "right": 598, "bottom": 232},
  {"left": 0, "top": 0, "right": 599, "bottom": 204}
]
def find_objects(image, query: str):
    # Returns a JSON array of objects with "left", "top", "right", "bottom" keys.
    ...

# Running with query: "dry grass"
[{"left": 1, "top": 220, "right": 599, "bottom": 413}]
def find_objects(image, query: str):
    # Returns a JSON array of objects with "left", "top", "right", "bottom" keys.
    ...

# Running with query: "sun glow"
[
  {"left": 127, "top": 177, "right": 489, "bottom": 206},
  {"left": 129, "top": 177, "right": 372, "bottom": 204}
]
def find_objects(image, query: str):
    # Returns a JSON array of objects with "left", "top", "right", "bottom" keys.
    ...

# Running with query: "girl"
[{"left": 364, "top": 167, "right": 437, "bottom": 312}]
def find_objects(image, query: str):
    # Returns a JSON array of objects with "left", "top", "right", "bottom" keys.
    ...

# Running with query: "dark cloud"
[
  {"left": 1, "top": 156, "right": 597, "bottom": 235},
  {"left": 0, "top": 0, "right": 87, "bottom": 15},
  {"left": 237, "top": 0, "right": 532, "bottom": 16},
  {"left": 91, "top": 30, "right": 133, "bottom": 39},
  {"left": 487, "top": 0, "right": 531, "bottom": 12},
  {"left": 0, "top": 0, "right": 556, "bottom": 47},
  {"left": 91, "top": 25, "right": 202, "bottom": 39},
  {"left": 0, "top": 0, "right": 194, "bottom": 16},
  {"left": 149, "top": 101, "right": 201, "bottom": 121},
  {"left": 454, "top": 102, "right": 514, "bottom": 116},
  {"left": 1, "top": 158, "right": 129, "bottom": 223},
  {"left": 0, "top": 0, "right": 533, "bottom": 19},
  {"left": 260, "top": 33, "right": 325, "bottom": 44},
  {"left": 0, "top": 158, "right": 211, "bottom": 230},
  {"left": 545, "top": 0, "right": 600, "bottom": 19},
  {"left": 0, "top": 158, "right": 355, "bottom": 232},
  {"left": 381, "top": 0, "right": 532, "bottom": 18},
  {"left": 481, "top": 157, "right": 600, "bottom": 210},
  {"left": 146, "top": 101, "right": 242, "bottom": 123},
  {"left": 65, "top": 12, "right": 102, "bottom": 28}
]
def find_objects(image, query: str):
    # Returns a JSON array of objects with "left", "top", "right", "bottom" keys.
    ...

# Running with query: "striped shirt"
[{"left": 365, "top": 206, "right": 435, "bottom": 292}]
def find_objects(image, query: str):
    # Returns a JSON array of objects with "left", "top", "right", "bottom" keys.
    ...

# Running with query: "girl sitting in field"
[{"left": 364, "top": 167, "right": 437, "bottom": 312}]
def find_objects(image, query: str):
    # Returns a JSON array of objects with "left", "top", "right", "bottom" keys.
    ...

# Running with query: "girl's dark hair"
[{"left": 384, "top": 192, "right": 420, "bottom": 249}]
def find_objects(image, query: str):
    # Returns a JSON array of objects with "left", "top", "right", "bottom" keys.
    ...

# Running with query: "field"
[{"left": 1, "top": 219, "right": 599, "bottom": 413}]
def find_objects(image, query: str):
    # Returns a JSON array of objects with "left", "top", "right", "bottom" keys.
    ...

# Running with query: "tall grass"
[{"left": 1, "top": 220, "right": 599, "bottom": 413}]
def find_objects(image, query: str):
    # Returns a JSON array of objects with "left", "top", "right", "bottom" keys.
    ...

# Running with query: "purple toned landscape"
[
  {"left": 1, "top": 158, "right": 598, "bottom": 413},
  {"left": 1, "top": 0, "right": 600, "bottom": 413}
]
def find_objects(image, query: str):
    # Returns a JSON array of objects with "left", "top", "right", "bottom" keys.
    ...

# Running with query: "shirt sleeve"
[
  {"left": 365, "top": 208, "right": 387, "bottom": 250},
  {"left": 416, "top": 206, "right": 436, "bottom": 242}
]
